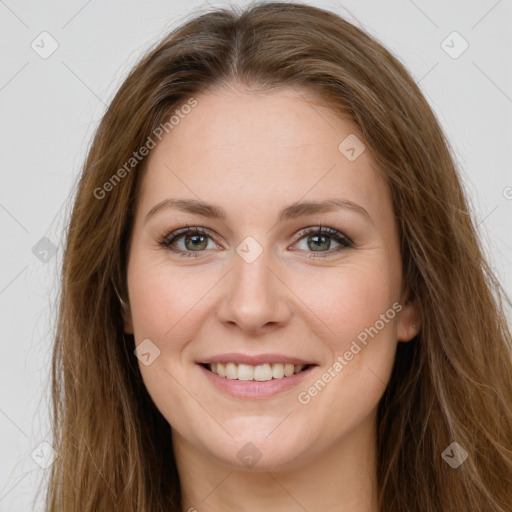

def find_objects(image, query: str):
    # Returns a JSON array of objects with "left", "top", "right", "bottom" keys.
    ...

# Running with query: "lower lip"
[{"left": 198, "top": 364, "right": 316, "bottom": 399}]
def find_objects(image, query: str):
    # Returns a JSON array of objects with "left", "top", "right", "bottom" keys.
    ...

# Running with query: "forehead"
[{"left": 138, "top": 85, "right": 390, "bottom": 224}]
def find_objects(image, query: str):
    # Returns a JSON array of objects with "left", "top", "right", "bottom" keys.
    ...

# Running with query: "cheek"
[
  {"left": 291, "top": 259, "right": 398, "bottom": 353},
  {"left": 292, "top": 266, "right": 399, "bottom": 436},
  {"left": 126, "top": 251, "right": 224, "bottom": 357},
  {"left": 309, "top": 265, "right": 398, "bottom": 380},
  {"left": 339, "top": 269, "right": 398, "bottom": 375},
  {"left": 126, "top": 254, "right": 207, "bottom": 432},
  {"left": 127, "top": 264, "right": 181, "bottom": 342},
  {"left": 294, "top": 261, "right": 399, "bottom": 404}
]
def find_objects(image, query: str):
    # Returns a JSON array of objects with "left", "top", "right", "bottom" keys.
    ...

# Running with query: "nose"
[{"left": 215, "top": 245, "right": 292, "bottom": 333}]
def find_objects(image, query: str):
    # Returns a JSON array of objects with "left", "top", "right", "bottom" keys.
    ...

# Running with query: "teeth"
[
  {"left": 271, "top": 363, "right": 284, "bottom": 379},
  {"left": 207, "top": 362, "right": 308, "bottom": 380},
  {"left": 225, "top": 362, "right": 237, "bottom": 380},
  {"left": 284, "top": 363, "right": 295, "bottom": 376},
  {"left": 254, "top": 363, "right": 272, "bottom": 381},
  {"left": 237, "top": 364, "right": 254, "bottom": 381}
]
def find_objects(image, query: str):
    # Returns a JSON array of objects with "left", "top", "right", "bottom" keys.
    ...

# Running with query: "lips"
[
  {"left": 195, "top": 352, "right": 318, "bottom": 398},
  {"left": 198, "top": 361, "right": 316, "bottom": 399}
]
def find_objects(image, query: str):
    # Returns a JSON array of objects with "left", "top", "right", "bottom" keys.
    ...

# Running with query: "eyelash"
[{"left": 158, "top": 223, "right": 354, "bottom": 259}]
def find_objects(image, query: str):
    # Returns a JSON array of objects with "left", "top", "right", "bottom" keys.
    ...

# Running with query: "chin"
[{"left": 199, "top": 422, "right": 314, "bottom": 472}]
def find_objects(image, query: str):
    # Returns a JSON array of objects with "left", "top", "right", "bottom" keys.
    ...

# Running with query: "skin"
[{"left": 123, "top": 83, "right": 421, "bottom": 512}]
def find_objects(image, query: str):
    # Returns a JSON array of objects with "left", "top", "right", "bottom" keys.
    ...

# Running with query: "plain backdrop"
[{"left": 0, "top": 0, "right": 511, "bottom": 510}]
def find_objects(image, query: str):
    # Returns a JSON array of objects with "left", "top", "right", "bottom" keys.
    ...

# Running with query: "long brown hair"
[{"left": 43, "top": 2, "right": 512, "bottom": 510}]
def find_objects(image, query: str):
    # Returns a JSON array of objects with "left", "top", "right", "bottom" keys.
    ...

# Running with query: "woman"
[{"left": 44, "top": 2, "right": 512, "bottom": 511}]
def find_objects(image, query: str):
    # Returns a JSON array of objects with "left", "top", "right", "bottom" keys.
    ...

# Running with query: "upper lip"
[{"left": 197, "top": 353, "right": 316, "bottom": 366}]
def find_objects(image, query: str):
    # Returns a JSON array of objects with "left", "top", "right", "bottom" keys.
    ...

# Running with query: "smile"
[{"left": 198, "top": 361, "right": 317, "bottom": 399}]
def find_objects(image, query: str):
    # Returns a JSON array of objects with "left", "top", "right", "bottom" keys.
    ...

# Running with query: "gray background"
[{"left": 0, "top": 0, "right": 511, "bottom": 510}]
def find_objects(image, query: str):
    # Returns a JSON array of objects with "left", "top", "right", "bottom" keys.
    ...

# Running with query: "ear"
[
  {"left": 396, "top": 285, "right": 421, "bottom": 342},
  {"left": 122, "top": 304, "right": 134, "bottom": 335},
  {"left": 113, "top": 280, "right": 134, "bottom": 334}
]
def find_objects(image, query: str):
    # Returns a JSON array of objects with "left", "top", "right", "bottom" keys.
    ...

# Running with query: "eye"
[
  {"left": 292, "top": 224, "right": 353, "bottom": 258},
  {"left": 159, "top": 225, "right": 218, "bottom": 258}
]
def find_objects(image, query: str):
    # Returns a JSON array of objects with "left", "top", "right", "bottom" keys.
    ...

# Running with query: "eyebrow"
[{"left": 145, "top": 197, "right": 373, "bottom": 225}]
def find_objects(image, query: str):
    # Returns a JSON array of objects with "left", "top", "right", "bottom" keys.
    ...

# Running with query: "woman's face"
[{"left": 124, "top": 84, "right": 420, "bottom": 471}]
